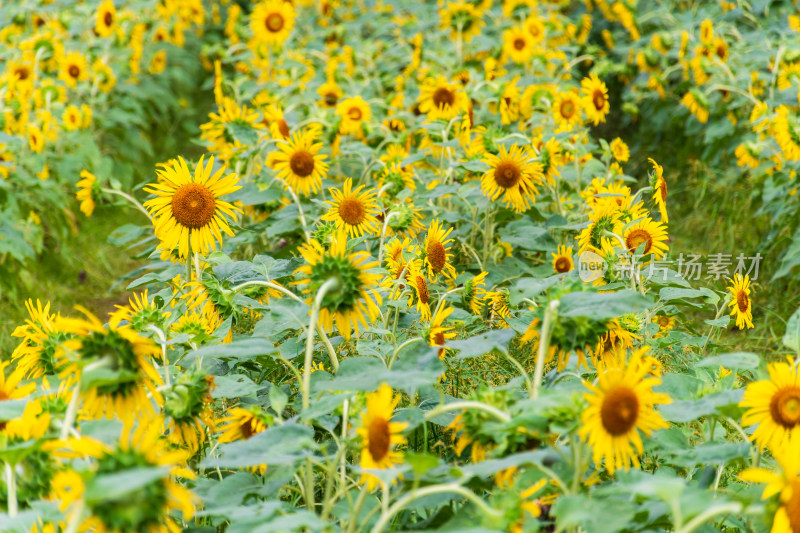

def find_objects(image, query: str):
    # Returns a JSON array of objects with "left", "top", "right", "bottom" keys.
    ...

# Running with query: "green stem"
[
  {"left": 674, "top": 503, "right": 742, "bottom": 533},
  {"left": 5, "top": 462, "right": 16, "bottom": 517},
  {"left": 100, "top": 188, "right": 152, "bottom": 221},
  {"left": 532, "top": 300, "right": 560, "bottom": 399},
  {"left": 61, "top": 386, "right": 81, "bottom": 440}
]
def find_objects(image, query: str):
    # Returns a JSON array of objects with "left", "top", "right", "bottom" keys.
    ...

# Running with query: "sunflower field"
[{"left": 4, "top": 0, "right": 800, "bottom": 531}]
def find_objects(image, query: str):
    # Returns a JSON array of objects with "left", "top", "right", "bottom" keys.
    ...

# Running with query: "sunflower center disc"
[
  {"left": 433, "top": 87, "right": 455, "bottom": 108},
  {"left": 325, "top": 92, "right": 338, "bottom": 106},
  {"left": 368, "top": 417, "right": 391, "bottom": 461},
  {"left": 626, "top": 228, "right": 652, "bottom": 254},
  {"left": 289, "top": 150, "right": 315, "bottom": 177},
  {"left": 240, "top": 419, "right": 255, "bottom": 439},
  {"left": 560, "top": 100, "right": 575, "bottom": 118},
  {"left": 555, "top": 256, "right": 571, "bottom": 273},
  {"left": 426, "top": 241, "right": 447, "bottom": 274},
  {"left": 266, "top": 13, "right": 284, "bottom": 32},
  {"left": 659, "top": 316, "right": 670, "bottom": 327},
  {"left": 15, "top": 67, "right": 29, "bottom": 80},
  {"left": 736, "top": 290, "right": 749, "bottom": 313},
  {"left": 171, "top": 183, "right": 216, "bottom": 229},
  {"left": 338, "top": 197, "right": 366, "bottom": 226},
  {"left": 592, "top": 90, "right": 605, "bottom": 111},
  {"left": 770, "top": 387, "right": 800, "bottom": 428},
  {"left": 415, "top": 275, "right": 429, "bottom": 304},
  {"left": 68, "top": 65, "right": 80, "bottom": 78},
  {"left": 601, "top": 386, "right": 640, "bottom": 436},
  {"left": 433, "top": 331, "right": 445, "bottom": 345},
  {"left": 513, "top": 38, "right": 526, "bottom": 50},
  {"left": 347, "top": 107, "right": 362, "bottom": 121},
  {"left": 494, "top": 161, "right": 522, "bottom": 188},
  {"left": 104, "top": 11, "right": 113, "bottom": 26}
]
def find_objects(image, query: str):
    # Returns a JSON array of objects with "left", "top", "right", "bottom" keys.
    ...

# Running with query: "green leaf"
[
  {"left": 695, "top": 352, "right": 759, "bottom": 370},
  {"left": 784, "top": 307, "right": 800, "bottom": 354},
  {"left": 559, "top": 289, "right": 652, "bottom": 320},
  {"left": 659, "top": 389, "right": 744, "bottom": 423},
  {"left": 201, "top": 423, "right": 316, "bottom": 469},
  {"left": 211, "top": 374, "right": 261, "bottom": 399},
  {"left": 85, "top": 466, "right": 170, "bottom": 503},
  {"left": 449, "top": 329, "right": 516, "bottom": 359},
  {"left": 552, "top": 494, "right": 636, "bottom": 533},
  {"left": 181, "top": 338, "right": 278, "bottom": 364}
]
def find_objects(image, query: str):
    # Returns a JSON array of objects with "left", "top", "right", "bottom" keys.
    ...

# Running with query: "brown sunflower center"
[
  {"left": 784, "top": 479, "right": 800, "bottom": 533},
  {"left": 592, "top": 89, "right": 605, "bottom": 111},
  {"left": 68, "top": 65, "right": 80, "bottom": 78},
  {"left": 554, "top": 256, "right": 571, "bottom": 273},
  {"left": 103, "top": 11, "right": 113, "bottom": 26},
  {"left": 736, "top": 290, "right": 749, "bottom": 313},
  {"left": 277, "top": 119, "right": 290, "bottom": 138},
  {"left": 600, "top": 386, "right": 640, "bottom": 436},
  {"left": 171, "top": 182, "right": 217, "bottom": 229},
  {"left": 14, "top": 67, "right": 29, "bottom": 81},
  {"left": 368, "top": 416, "right": 391, "bottom": 461},
  {"left": 415, "top": 275, "right": 429, "bottom": 304},
  {"left": 266, "top": 12, "right": 285, "bottom": 32},
  {"left": 625, "top": 229, "right": 652, "bottom": 254},
  {"left": 338, "top": 197, "right": 366, "bottom": 226},
  {"left": 770, "top": 387, "right": 800, "bottom": 428},
  {"left": 426, "top": 241, "right": 447, "bottom": 274},
  {"left": 494, "top": 161, "right": 522, "bottom": 188},
  {"left": 560, "top": 99, "right": 575, "bottom": 118},
  {"left": 433, "top": 330, "right": 445, "bottom": 345},
  {"left": 347, "top": 107, "right": 363, "bottom": 121},
  {"left": 659, "top": 180, "right": 667, "bottom": 202},
  {"left": 658, "top": 316, "right": 670, "bottom": 327},
  {"left": 513, "top": 38, "right": 526, "bottom": 50},
  {"left": 324, "top": 92, "right": 339, "bottom": 106},
  {"left": 432, "top": 87, "right": 455, "bottom": 108},
  {"left": 240, "top": 419, "right": 255, "bottom": 439},
  {"left": 289, "top": 150, "right": 315, "bottom": 177}
]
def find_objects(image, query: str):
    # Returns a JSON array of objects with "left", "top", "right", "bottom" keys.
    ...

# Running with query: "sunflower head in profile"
[
  {"left": 551, "top": 245, "right": 574, "bottom": 274},
  {"left": 271, "top": 128, "right": 329, "bottom": 196},
  {"left": 406, "top": 260, "right": 432, "bottom": 321},
  {"left": 727, "top": 273, "right": 754, "bottom": 330},
  {"left": 317, "top": 81, "right": 343, "bottom": 108},
  {"left": 619, "top": 217, "right": 669, "bottom": 259},
  {"left": 95, "top": 0, "right": 116, "bottom": 38},
  {"left": 356, "top": 383, "right": 408, "bottom": 491},
  {"left": 295, "top": 228, "right": 383, "bottom": 339},
  {"left": 164, "top": 369, "right": 216, "bottom": 453},
  {"left": 648, "top": 158, "right": 668, "bottom": 223},
  {"left": 250, "top": 0, "right": 296, "bottom": 47},
  {"left": 428, "top": 305, "right": 456, "bottom": 359},
  {"left": 143, "top": 155, "right": 242, "bottom": 260},
  {"left": 462, "top": 271, "right": 488, "bottom": 314},
  {"left": 321, "top": 178, "right": 380, "bottom": 237},
  {"left": 481, "top": 144, "right": 544, "bottom": 212},
  {"left": 652, "top": 314, "right": 675, "bottom": 338},
  {"left": 60, "top": 51, "right": 88, "bottom": 88},
  {"left": 0, "top": 361, "right": 37, "bottom": 433},
  {"left": 580, "top": 73, "right": 610, "bottom": 126},
  {"left": 109, "top": 289, "right": 167, "bottom": 332},
  {"left": 503, "top": 26, "right": 536, "bottom": 64},
  {"left": 417, "top": 76, "right": 469, "bottom": 121},
  {"left": 578, "top": 346, "right": 671, "bottom": 475},
  {"left": 76, "top": 169, "right": 97, "bottom": 217}
]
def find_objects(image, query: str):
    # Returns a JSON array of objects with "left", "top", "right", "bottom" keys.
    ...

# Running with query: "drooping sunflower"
[
  {"left": 250, "top": 0, "right": 296, "bottom": 47},
  {"left": 481, "top": 144, "right": 544, "bottom": 212},
  {"left": 321, "top": 178, "right": 380, "bottom": 237},
  {"left": 652, "top": 314, "right": 675, "bottom": 337},
  {"left": 143, "top": 155, "right": 242, "bottom": 259},
  {"left": 76, "top": 169, "right": 97, "bottom": 217},
  {"left": 728, "top": 273, "right": 754, "bottom": 330},
  {"left": 620, "top": 217, "right": 669, "bottom": 259},
  {"left": 95, "top": 0, "right": 116, "bottom": 38},
  {"left": 581, "top": 73, "right": 610, "bottom": 125},
  {"left": 356, "top": 383, "right": 408, "bottom": 491},
  {"left": 552, "top": 245, "right": 574, "bottom": 274},
  {"left": 579, "top": 347, "right": 671, "bottom": 475},
  {"left": 774, "top": 106, "right": 800, "bottom": 162},
  {"left": 336, "top": 96, "right": 371, "bottom": 137},
  {"left": 59, "top": 51, "right": 89, "bottom": 88},
  {"left": 295, "top": 228, "right": 383, "bottom": 339},
  {"left": 417, "top": 76, "right": 469, "bottom": 121},
  {"left": 503, "top": 26, "right": 536, "bottom": 64},
  {"left": 271, "top": 128, "right": 328, "bottom": 196},
  {"left": 423, "top": 219, "right": 457, "bottom": 281},
  {"left": 648, "top": 158, "right": 668, "bottom": 223}
]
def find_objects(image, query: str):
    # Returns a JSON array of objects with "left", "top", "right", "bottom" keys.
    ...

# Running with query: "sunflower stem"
[
  {"left": 5, "top": 462, "right": 17, "bottom": 517},
  {"left": 674, "top": 503, "right": 742, "bottom": 533},
  {"left": 303, "top": 277, "right": 340, "bottom": 410},
  {"left": 532, "top": 300, "right": 560, "bottom": 399},
  {"left": 288, "top": 186, "right": 312, "bottom": 242},
  {"left": 100, "top": 188, "right": 152, "bottom": 221},
  {"left": 347, "top": 486, "right": 369, "bottom": 533},
  {"left": 61, "top": 387, "right": 81, "bottom": 440},
  {"left": 481, "top": 207, "right": 494, "bottom": 266},
  {"left": 146, "top": 325, "right": 170, "bottom": 387},
  {"left": 377, "top": 212, "right": 399, "bottom": 265}
]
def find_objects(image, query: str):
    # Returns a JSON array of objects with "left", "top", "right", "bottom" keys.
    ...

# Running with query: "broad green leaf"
[
  {"left": 784, "top": 307, "right": 800, "bottom": 354},
  {"left": 449, "top": 329, "right": 516, "bottom": 359},
  {"left": 181, "top": 338, "right": 278, "bottom": 364},
  {"left": 695, "top": 352, "right": 759, "bottom": 370},
  {"left": 552, "top": 494, "right": 636, "bottom": 533},
  {"left": 201, "top": 423, "right": 316, "bottom": 469},
  {"left": 559, "top": 289, "right": 652, "bottom": 320},
  {"left": 85, "top": 466, "right": 170, "bottom": 503}
]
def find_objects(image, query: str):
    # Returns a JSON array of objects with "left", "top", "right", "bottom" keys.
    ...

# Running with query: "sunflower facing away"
[
  {"left": 481, "top": 144, "right": 544, "bottom": 212},
  {"left": 579, "top": 347, "right": 671, "bottom": 475},
  {"left": 295, "top": 228, "right": 383, "bottom": 339},
  {"left": 428, "top": 305, "right": 457, "bottom": 359},
  {"left": 417, "top": 76, "right": 469, "bottom": 121},
  {"left": 271, "top": 128, "right": 329, "bottom": 196},
  {"left": 357, "top": 383, "right": 408, "bottom": 491},
  {"left": 217, "top": 405, "right": 270, "bottom": 443},
  {"left": 649, "top": 157, "right": 668, "bottom": 222},
  {"left": 144, "top": 155, "right": 242, "bottom": 259},
  {"left": 728, "top": 273, "right": 754, "bottom": 329},
  {"left": 11, "top": 299, "right": 70, "bottom": 382},
  {"left": 76, "top": 169, "right": 96, "bottom": 217},
  {"left": 321, "top": 178, "right": 380, "bottom": 237},
  {"left": 581, "top": 73, "right": 610, "bottom": 125},
  {"left": 250, "top": 0, "right": 296, "bottom": 47},
  {"left": 60, "top": 51, "right": 89, "bottom": 88},
  {"left": 552, "top": 245, "right": 574, "bottom": 273},
  {"left": 740, "top": 357, "right": 800, "bottom": 451}
]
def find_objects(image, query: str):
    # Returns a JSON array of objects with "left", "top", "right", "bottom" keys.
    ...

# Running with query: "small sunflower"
[
  {"left": 250, "top": 0, "right": 296, "bottom": 47},
  {"left": 406, "top": 260, "right": 432, "bottom": 321},
  {"left": 217, "top": 405, "right": 270, "bottom": 443},
  {"left": 652, "top": 314, "right": 675, "bottom": 337},
  {"left": 439, "top": 1, "right": 485, "bottom": 43},
  {"left": 321, "top": 178, "right": 380, "bottom": 237},
  {"left": 317, "top": 81, "right": 343, "bottom": 108},
  {"left": 356, "top": 383, "right": 408, "bottom": 491},
  {"left": 143, "top": 155, "right": 242, "bottom": 259},
  {"left": 336, "top": 96, "right": 371, "bottom": 137},
  {"left": 576, "top": 202, "right": 622, "bottom": 254},
  {"left": 28, "top": 125, "right": 45, "bottom": 153},
  {"left": 417, "top": 76, "right": 469, "bottom": 121},
  {"left": 164, "top": 370, "right": 216, "bottom": 453},
  {"left": 428, "top": 305, "right": 457, "bottom": 359},
  {"left": 60, "top": 51, "right": 89, "bottom": 88},
  {"left": 423, "top": 219, "right": 457, "bottom": 281},
  {"left": 728, "top": 273, "right": 754, "bottom": 330},
  {"left": 503, "top": 26, "right": 536, "bottom": 64},
  {"left": 463, "top": 271, "right": 488, "bottom": 314},
  {"left": 109, "top": 289, "right": 167, "bottom": 332},
  {"left": 648, "top": 158, "right": 668, "bottom": 223},
  {"left": 76, "top": 169, "right": 97, "bottom": 217},
  {"left": 95, "top": 0, "right": 116, "bottom": 38},
  {"left": 481, "top": 144, "right": 544, "bottom": 212},
  {"left": 774, "top": 106, "right": 800, "bottom": 162},
  {"left": 0, "top": 362, "right": 37, "bottom": 432},
  {"left": 620, "top": 217, "right": 669, "bottom": 259},
  {"left": 487, "top": 290, "right": 512, "bottom": 328},
  {"left": 552, "top": 245, "right": 574, "bottom": 274},
  {"left": 681, "top": 90, "right": 709, "bottom": 124},
  {"left": 579, "top": 347, "right": 671, "bottom": 475},
  {"left": 62, "top": 105, "right": 82, "bottom": 131},
  {"left": 610, "top": 138, "right": 629, "bottom": 163},
  {"left": 271, "top": 128, "right": 329, "bottom": 196},
  {"left": 581, "top": 73, "right": 610, "bottom": 126}
]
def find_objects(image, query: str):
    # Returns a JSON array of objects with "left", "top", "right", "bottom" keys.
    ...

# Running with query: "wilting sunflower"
[
  {"left": 271, "top": 128, "right": 328, "bottom": 196},
  {"left": 95, "top": 0, "right": 116, "bottom": 38},
  {"left": 552, "top": 245, "right": 574, "bottom": 274},
  {"left": 727, "top": 273, "right": 754, "bottom": 329},
  {"left": 143, "top": 155, "right": 242, "bottom": 259},
  {"left": 336, "top": 96, "right": 371, "bottom": 137},
  {"left": 250, "top": 0, "right": 296, "bottom": 47},
  {"left": 321, "top": 178, "right": 380, "bottom": 237},
  {"left": 620, "top": 217, "right": 669, "bottom": 259},
  {"left": 579, "top": 347, "right": 671, "bottom": 475},
  {"left": 357, "top": 383, "right": 408, "bottom": 491},
  {"left": 417, "top": 76, "right": 469, "bottom": 121},
  {"left": 581, "top": 73, "right": 610, "bottom": 125},
  {"left": 295, "top": 228, "right": 383, "bottom": 339},
  {"left": 439, "top": 1, "right": 485, "bottom": 43},
  {"left": 482, "top": 144, "right": 544, "bottom": 212},
  {"left": 423, "top": 219, "right": 457, "bottom": 281},
  {"left": 76, "top": 169, "right": 97, "bottom": 217},
  {"left": 648, "top": 158, "right": 668, "bottom": 222},
  {"left": 503, "top": 26, "right": 536, "bottom": 64},
  {"left": 60, "top": 51, "right": 89, "bottom": 88},
  {"left": 428, "top": 305, "right": 456, "bottom": 359}
]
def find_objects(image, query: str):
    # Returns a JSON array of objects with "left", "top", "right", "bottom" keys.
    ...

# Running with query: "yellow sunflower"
[
  {"left": 652, "top": 314, "right": 675, "bottom": 337},
  {"left": 337, "top": 96, "right": 371, "bottom": 138},
  {"left": 552, "top": 245, "right": 574, "bottom": 274},
  {"left": 62, "top": 105, "right": 82, "bottom": 131},
  {"left": 143, "top": 155, "right": 242, "bottom": 259},
  {"left": 295, "top": 228, "right": 383, "bottom": 339},
  {"left": 95, "top": 0, "right": 116, "bottom": 38},
  {"left": 576, "top": 202, "right": 622, "bottom": 254},
  {"left": 317, "top": 80, "right": 343, "bottom": 108},
  {"left": 581, "top": 73, "right": 610, "bottom": 125},
  {"left": 648, "top": 158, "right": 668, "bottom": 223},
  {"left": 579, "top": 347, "right": 671, "bottom": 475},
  {"left": 681, "top": 90, "right": 709, "bottom": 124},
  {"left": 28, "top": 125, "right": 45, "bottom": 153},
  {"left": 428, "top": 305, "right": 457, "bottom": 359},
  {"left": 11, "top": 299, "right": 70, "bottom": 382},
  {"left": 728, "top": 273, "right": 754, "bottom": 330},
  {"left": 321, "top": 178, "right": 380, "bottom": 237},
  {"left": 620, "top": 217, "right": 669, "bottom": 259},
  {"left": 59, "top": 51, "right": 89, "bottom": 88},
  {"left": 0, "top": 361, "right": 37, "bottom": 431},
  {"left": 439, "top": 1, "right": 485, "bottom": 43},
  {"left": 76, "top": 169, "right": 97, "bottom": 217},
  {"left": 481, "top": 144, "right": 544, "bottom": 212},
  {"left": 406, "top": 260, "right": 432, "bottom": 321},
  {"left": 271, "top": 128, "right": 329, "bottom": 196},
  {"left": 250, "top": 0, "right": 296, "bottom": 47},
  {"left": 217, "top": 405, "right": 269, "bottom": 443},
  {"left": 356, "top": 383, "right": 408, "bottom": 491},
  {"left": 774, "top": 106, "right": 800, "bottom": 162},
  {"left": 610, "top": 138, "right": 629, "bottom": 162},
  {"left": 463, "top": 271, "right": 488, "bottom": 314},
  {"left": 503, "top": 26, "right": 536, "bottom": 64},
  {"left": 417, "top": 76, "right": 469, "bottom": 121},
  {"left": 423, "top": 219, "right": 457, "bottom": 281}
]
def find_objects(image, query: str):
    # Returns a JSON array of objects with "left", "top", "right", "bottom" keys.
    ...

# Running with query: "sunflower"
[
  {"left": 423, "top": 219, "right": 457, "bottom": 281},
  {"left": 735, "top": 143, "right": 761, "bottom": 169},
  {"left": 0, "top": 362, "right": 36, "bottom": 432},
  {"left": 417, "top": 76, "right": 469, "bottom": 121},
  {"left": 681, "top": 90, "right": 709, "bottom": 124},
  {"left": 439, "top": 1, "right": 485, "bottom": 43},
  {"left": 579, "top": 347, "right": 671, "bottom": 475},
  {"left": 609, "top": 138, "right": 629, "bottom": 163},
  {"left": 581, "top": 73, "right": 610, "bottom": 125},
  {"left": 59, "top": 51, "right": 89, "bottom": 88},
  {"left": 143, "top": 155, "right": 242, "bottom": 259},
  {"left": 317, "top": 80, "right": 343, "bottom": 108},
  {"left": 503, "top": 26, "right": 536, "bottom": 64},
  {"left": 217, "top": 405, "right": 270, "bottom": 443},
  {"left": 261, "top": 103, "right": 291, "bottom": 139},
  {"left": 109, "top": 289, "right": 167, "bottom": 332},
  {"left": 271, "top": 128, "right": 328, "bottom": 196},
  {"left": 170, "top": 311, "right": 214, "bottom": 338},
  {"left": 0, "top": 144, "right": 15, "bottom": 179},
  {"left": 648, "top": 158, "right": 668, "bottom": 223},
  {"left": 295, "top": 228, "right": 383, "bottom": 339},
  {"left": 620, "top": 217, "right": 669, "bottom": 259},
  {"left": 62, "top": 105, "right": 82, "bottom": 131},
  {"left": 487, "top": 290, "right": 512, "bottom": 328},
  {"left": 28, "top": 125, "right": 45, "bottom": 153},
  {"left": 95, "top": 0, "right": 116, "bottom": 38},
  {"left": 463, "top": 271, "right": 488, "bottom": 314},
  {"left": 11, "top": 299, "right": 70, "bottom": 382},
  {"left": 250, "top": 0, "right": 295, "bottom": 47},
  {"left": 165, "top": 370, "right": 216, "bottom": 453},
  {"left": 774, "top": 106, "right": 800, "bottom": 162},
  {"left": 481, "top": 144, "right": 544, "bottom": 212},
  {"left": 406, "top": 261, "right": 432, "bottom": 320},
  {"left": 576, "top": 202, "right": 622, "bottom": 254},
  {"left": 428, "top": 305, "right": 456, "bottom": 359},
  {"left": 652, "top": 314, "right": 675, "bottom": 338},
  {"left": 76, "top": 169, "right": 97, "bottom": 217},
  {"left": 356, "top": 383, "right": 408, "bottom": 491},
  {"left": 552, "top": 245, "right": 574, "bottom": 274},
  {"left": 93, "top": 59, "right": 117, "bottom": 92},
  {"left": 728, "top": 273, "right": 754, "bottom": 330},
  {"left": 321, "top": 178, "right": 380, "bottom": 237},
  {"left": 337, "top": 96, "right": 371, "bottom": 137},
  {"left": 200, "top": 97, "right": 265, "bottom": 160}
]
